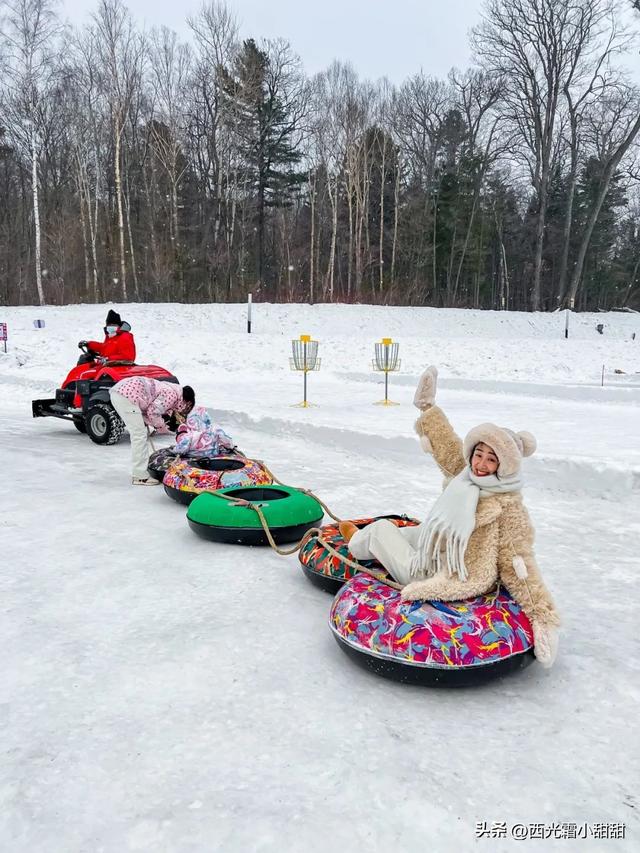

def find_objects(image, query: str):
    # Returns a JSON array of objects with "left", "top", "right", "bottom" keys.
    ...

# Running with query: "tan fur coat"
[{"left": 403, "top": 405, "right": 560, "bottom": 630}]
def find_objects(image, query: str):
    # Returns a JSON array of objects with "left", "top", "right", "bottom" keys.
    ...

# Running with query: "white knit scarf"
[{"left": 411, "top": 467, "right": 522, "bottom": 581}]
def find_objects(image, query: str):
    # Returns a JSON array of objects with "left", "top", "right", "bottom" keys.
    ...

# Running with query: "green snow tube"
[{"left": 187, "top": 485, "right": 324, "bottom": 545}]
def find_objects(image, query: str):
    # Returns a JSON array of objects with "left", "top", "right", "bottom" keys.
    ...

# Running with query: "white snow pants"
[
  {"left": 109, "top": 390, "right": 150, "bottom": 479},
  {"left": 348, "top": 518, "right": 423, "bottom": 586}
]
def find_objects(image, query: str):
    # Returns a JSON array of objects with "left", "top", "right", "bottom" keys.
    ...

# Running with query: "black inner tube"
[
  {"left": 224, "top": 486, "right": 289, "bottom": 501},
  {"left": 195, "top": 457, "right": 246, "bottom": 472}
]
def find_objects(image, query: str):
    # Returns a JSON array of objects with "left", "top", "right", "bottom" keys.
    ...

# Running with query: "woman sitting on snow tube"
[
  {"left": 338, "top": 365, "right": 560, "bottom": 671},
  {"left": 301, "top": 516, "right": 536, "bottom": 684}
]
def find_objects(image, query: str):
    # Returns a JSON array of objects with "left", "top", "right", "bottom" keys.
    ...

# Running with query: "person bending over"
[{"left": 109, "top": 377, "right": 195, "bottom": 485}]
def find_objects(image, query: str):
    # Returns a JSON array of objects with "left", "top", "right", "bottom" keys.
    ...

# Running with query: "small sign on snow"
[{"left": 33, "top": 319, "right": 45, "bottom": 329}]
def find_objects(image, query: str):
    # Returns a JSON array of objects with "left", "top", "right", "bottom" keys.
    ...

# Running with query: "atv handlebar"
[{"left": 78, "top": 341, "right": 106, "bottom": 361}]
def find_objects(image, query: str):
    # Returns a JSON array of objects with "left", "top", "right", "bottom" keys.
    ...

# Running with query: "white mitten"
[
  {"left": 413, "top": 366, "right": 438, "bottom": 411},
  {"left": 532, "top": 621, "right": 559, "bottom": 669}
]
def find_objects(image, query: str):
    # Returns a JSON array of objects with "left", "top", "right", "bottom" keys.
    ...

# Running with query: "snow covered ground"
[{"left": 1, "top": 303, "right": 639, "bottom": 852}]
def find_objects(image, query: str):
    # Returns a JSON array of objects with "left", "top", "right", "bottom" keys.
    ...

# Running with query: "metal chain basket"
[
  {"left": 372, "top": 341, "right": 400, "bottom": 372},
  {"left": 290, "top": 338, "right": 321, "bottom": 372}
]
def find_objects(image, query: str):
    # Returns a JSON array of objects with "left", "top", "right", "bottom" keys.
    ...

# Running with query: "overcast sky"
[
  {"left": 61, "top": 0, "right": 485, "bottom": 82},
  {"left": 62, "top": 0, "right": 639, "bottom": 83}
]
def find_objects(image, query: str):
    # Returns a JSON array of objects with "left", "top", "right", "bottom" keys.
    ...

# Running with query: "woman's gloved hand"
[
  {"left": 413, "top": 365, "right": 438, "bottom": 411},
  {"left": 162, "top": 411, "right": 187, "bottom": 433},
  {"left": 152, "top": 423, "right": 172, "bottom": 435},
  {"left": 162, "top": 413, "right": 179, "bottom": 432}
]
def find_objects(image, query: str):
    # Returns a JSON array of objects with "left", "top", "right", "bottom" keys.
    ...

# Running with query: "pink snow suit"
[
  {"left": 173, "top": 406, "right": 234, "bottom": 455},
  {"left": 111, "top": 377, "right": 186, "bottom": 429}
]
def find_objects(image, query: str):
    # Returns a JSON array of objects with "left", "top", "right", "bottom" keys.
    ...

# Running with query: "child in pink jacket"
[{"left": 110, "top": 377, "right": 195, "bottom": 485}]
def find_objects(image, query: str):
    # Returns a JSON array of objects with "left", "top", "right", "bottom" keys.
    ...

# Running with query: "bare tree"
[
  {"left": 0, "top": 0, "right": 61, "bottom": 304},
  {"left": 556, "top": 0, "right": 630, "bottom": 306},
  {"left": 0, "top": 0, "right": 638, "bottom": 310},
  {"left": 148, "top": 26, "right": 192, "bottom": 296},
  {"left": 448, "top": 69, "right": 503, "bottom": 305},
  {"left": 67, "top": 28, "right": 108, "bottom": 300},
  {"left": 92, "top": 0, "right": 145, "bottom": 300},
  {"left": 473, "top": 0, "right": 609, "bottom": 310},
  {"left": 373, "top": 80, "right": 395, "bottom": 294},
  {"left": 392, "top": 73, "right": 450, "bottom": 297},
  {"left": 565, "top": 85, "right": 640, "bottom": 308},
  {"left": 188, "top": 0, "right": 238, "bottom": 293},
  {"left": 310, "top": 62, "right": 358, "bottom": 299}
]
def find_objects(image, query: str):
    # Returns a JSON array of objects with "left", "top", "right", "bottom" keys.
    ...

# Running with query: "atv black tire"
[
  {"left": 85, "top": 402, "right": 125, "bottom": 445},
  {"left": 73, "top": 417, "right": 87, "bottom": 434}
]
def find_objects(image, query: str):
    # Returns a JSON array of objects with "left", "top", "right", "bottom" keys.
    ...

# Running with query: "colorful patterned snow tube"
[
  {"left": 299, "top": 515, "right": 419, "bottom": 593},
  {"left": 330, "top": 575, "right": 535, "bottom": 686},
  {"left": 162, "top": 456, "right": 272, "bottom": 505},
  {"left": 147, "top": 447, "right": 183, "bottom": 481},
  {"left": 148, "top": 446, "right": 244, "bottom": 482}
]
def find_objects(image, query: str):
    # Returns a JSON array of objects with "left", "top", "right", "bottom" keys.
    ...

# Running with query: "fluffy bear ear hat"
[{"left": 463, "top": 424, "right": 537, "bottom": 477}]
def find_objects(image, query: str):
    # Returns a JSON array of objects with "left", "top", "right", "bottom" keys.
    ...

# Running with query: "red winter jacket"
[{"left": 87, "top": 329, "right": 136, "bottom": 362}]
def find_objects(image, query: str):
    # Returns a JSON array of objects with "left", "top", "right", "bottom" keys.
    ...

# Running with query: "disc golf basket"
[
  {"left": 372, "top": 338, "right": 401, "bottom": 405},
  {"left": 289, "top": 334, "right": 321, "bottom": 407}
]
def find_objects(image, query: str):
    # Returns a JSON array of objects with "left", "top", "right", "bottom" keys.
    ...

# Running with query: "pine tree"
[{"left": 219, "top": 39, "right": 305, "bottom": 292}]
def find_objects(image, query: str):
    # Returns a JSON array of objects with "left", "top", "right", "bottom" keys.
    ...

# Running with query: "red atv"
[{"left": 32, "top": 342, "right": 179, "bottom": 445}]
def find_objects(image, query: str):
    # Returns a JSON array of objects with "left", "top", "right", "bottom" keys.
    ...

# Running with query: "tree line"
[{"left": 1, "top": 0, "right": 639, "bottom": 310}]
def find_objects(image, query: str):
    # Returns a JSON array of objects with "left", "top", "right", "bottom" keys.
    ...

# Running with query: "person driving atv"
[{"left": 79, "top": 309, "right": 136, "bottom": 363}]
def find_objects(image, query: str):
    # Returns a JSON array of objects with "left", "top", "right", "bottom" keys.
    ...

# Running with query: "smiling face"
[{"left": 471, "top": 442, "right": 499, "bottom": 477}]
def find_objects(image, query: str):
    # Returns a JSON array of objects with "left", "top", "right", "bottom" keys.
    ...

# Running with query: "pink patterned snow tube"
[{"left": 330, "top": 574, "right": 534, "bottom": 685}]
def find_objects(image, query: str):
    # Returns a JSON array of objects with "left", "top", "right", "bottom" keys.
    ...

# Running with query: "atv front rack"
[{"left": 32, "top": 398, "right": 81, "bottom": 420}]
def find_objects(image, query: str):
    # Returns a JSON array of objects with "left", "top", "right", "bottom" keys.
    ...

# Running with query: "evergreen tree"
[{"left": 219, "top": 39, "right": 305, "bottom": 292}]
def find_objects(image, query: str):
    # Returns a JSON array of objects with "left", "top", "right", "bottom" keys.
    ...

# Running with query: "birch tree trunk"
[
  {"left": 308, "top": 169, "right": 315, "bottom": 303},
  {"left": 378, "top": 134, "right": 386, "bottom": 293},
  {"left": 390, "top": 157, "right": 400, "bottom": 288},
  {"left": 556, "top": 129, "right": 578, "bottom": 306},
  {"left": 326, "top": 177, "right": 338, "bottom": 300},
  {"left": 77, "top": 166, "right": 91, "bottom": 297},
  {"left": 114, "top": 118, "right": 128, "bottom": 299},
  {"left": 124, "top": 171, "right": 139, "bottom": 299},
  {"left": 31, "top": 126, "right": 45, "bottom": 305}
]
